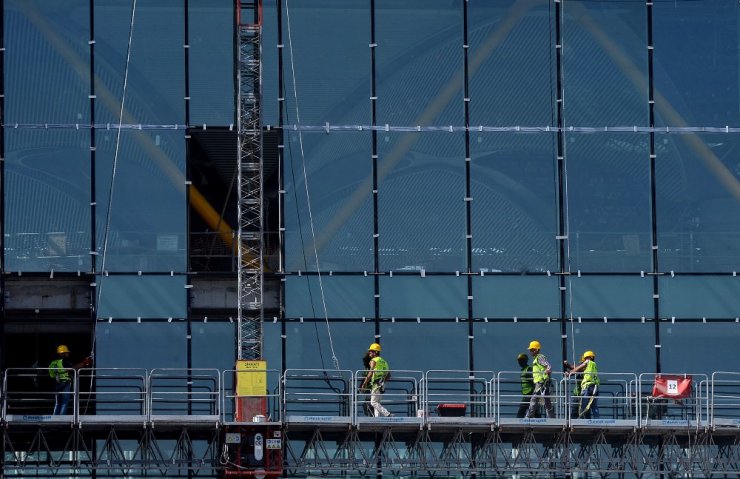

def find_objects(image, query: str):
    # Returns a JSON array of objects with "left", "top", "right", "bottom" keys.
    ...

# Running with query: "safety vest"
[
  {"left": 371, "top": 356, "right": 389, "bottom": 385},
  {"left": 49, "top": 359, "right": 70, "bottom": 382},
  {"left": 532, "top": 354, "right": 549, "bottom": 384},
  {"left": 520, "top": 365, "right": 534, "bottom": 395},
  {"left": 581, "top": 359, "right": 599, "bottom": 387}
]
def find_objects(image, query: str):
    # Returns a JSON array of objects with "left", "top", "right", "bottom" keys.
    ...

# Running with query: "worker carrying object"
[
  {"left": 524, "top": 340, "right": 555, "bottom": 419},
  {"left": 564, "top": 350, "right": 599, "bottom": 419},
  {"left": 360, "top": 342, "right": 392, "bottom": 417},
  {"left": 49, "top": 344, "right": 93, "bottom": 415}
]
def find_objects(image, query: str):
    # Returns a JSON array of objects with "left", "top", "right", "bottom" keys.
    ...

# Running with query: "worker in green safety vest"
[
  {"left": 565, "top": 350, "right": 600, "bottom": 418},
  {"left": 49, "top": 345, "right": 92, "bottom": 415},
  {"left": 516, "top": 353, "right": 539, "bottom": 418},
  {"left": 360, "top": 342, "right": 392, "bottom": 417},
  {"left": 525, "top": 340, "right": 556, "bottom": 419}
]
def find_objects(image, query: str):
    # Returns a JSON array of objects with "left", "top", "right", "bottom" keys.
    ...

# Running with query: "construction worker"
[
  {"left": 359, "top": 350, "right": 374, "bottom": 416},
  {"left": 565, "top": 350, "right": 599, "bottom": 418},
  {"left": 48, "top": 345, "right": 92, "bottom": 415},
  {"left": 516, "top": 353, "right": 538, "bottom": 418},
  {"left": 359, "top": 343, "right": 391, "bottom": 417},
  {"left": 524, "top": 340, "right": 555, "bottom": 419}
]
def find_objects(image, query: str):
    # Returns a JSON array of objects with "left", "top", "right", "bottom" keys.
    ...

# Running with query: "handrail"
[{"left": 0, "top": 368, "right": 738, "bottom": 427}]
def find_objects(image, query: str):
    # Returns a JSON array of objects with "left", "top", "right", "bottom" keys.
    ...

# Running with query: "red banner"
[{"left": 652, "top": 375, "right": 693, "bottom": 399}]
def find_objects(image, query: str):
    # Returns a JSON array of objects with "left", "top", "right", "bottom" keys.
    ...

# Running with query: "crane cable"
[{"left": 285, "top": 0, "right": 339, "bottom": 370}]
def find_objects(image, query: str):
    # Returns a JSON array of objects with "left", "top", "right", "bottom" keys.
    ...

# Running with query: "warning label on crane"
[{"left": 236, "top": 360, "right": 267, "bottom": 396}]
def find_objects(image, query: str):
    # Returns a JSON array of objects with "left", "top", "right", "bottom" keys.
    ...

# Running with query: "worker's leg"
[
  {"left": 54, "top": 382, "right": 71, "bottom": 415},
  {"left": 580, "top": 384, "right": 599, "bottom": 418},
  {"left": 517, "top": 396, "right": 529, "bottom": 418},
  {"left": 525, "top": 384, "right": 544, "bottom": 418},
  {"left": 370, "top": 385, "right": 390, "bottom": 417},
  {"left": 542, "top": 382, "right": 556, "bottom": 418}
]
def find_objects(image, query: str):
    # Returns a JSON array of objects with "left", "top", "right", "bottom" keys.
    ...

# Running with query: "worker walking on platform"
[
  {"left": 49, "top": 345, "right": 92, "bottom": 415},
  {"left": 525, "top": 340, "right": 556, "bottom": 419},
  {"left": 516, "top": 353, "right": 538, "bottom": 418},
  {"left": 360, "top": 343, "right": 391, "bottom": 417},
  {"left": 565, "top": 350, "right": 599, "bottom": 418}
]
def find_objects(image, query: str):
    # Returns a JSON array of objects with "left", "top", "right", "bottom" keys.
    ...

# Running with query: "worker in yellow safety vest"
[
  {"left": 565, "top": 350, "right": 599, "bottom": 418},
  {"left": 360, "top": 343, "right": 392, "bottom": 417},
  {"left": 49, "top": 345, "right": 92, "bottom": 415},
  {"left": 524, "top": 340, "right": 555, "bottom": 419}
]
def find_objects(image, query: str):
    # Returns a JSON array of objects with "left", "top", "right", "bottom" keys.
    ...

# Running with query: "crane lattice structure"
[{"left": 236, "top": 0, "right": 263, "bottom": 361}]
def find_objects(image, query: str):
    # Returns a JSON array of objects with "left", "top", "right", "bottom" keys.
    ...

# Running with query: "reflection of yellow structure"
[
  {"left": 21, "top": 2, "right": 240, "bottom": 254},
  {"left": 236, "top": 360, "right": 267, "bottom": 396}
]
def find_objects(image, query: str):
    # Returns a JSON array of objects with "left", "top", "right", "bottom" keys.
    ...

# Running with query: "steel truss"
[
  {"left": 2, "top": 425, "right": 220, "bottom": 477},
  {"left": 3, "top": 423, "right": 740, "bottom": 476},
  {"left": 236, "top": 0, "right": 263, "bottom": 361},
  {"left": 282, "top": 426, "right": 740, "bottom": 477}
]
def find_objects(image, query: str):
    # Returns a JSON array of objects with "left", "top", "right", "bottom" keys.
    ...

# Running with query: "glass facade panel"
[
  {"left": 473, "top": 321, "right": 561, "bottom": 373},
  {"left": 567, "top": 276, "right": 653, "bottom": 320},
  {"left": 567, "top": 134, "right": 651, "bottom": 272},
  {"left": 473, "top": 275, "right": 559, "bottom": 320},
  {"left": 285, "top": 275, "right": 373, "bottom": 319},
  {"left": 661, "top": 323, "right": 738, "bottom": 375},
  {"left": 468, "top": 0, "right": 554, "bottom": 126},
  {"left": 568, "top": 322, "right": 655, "bottom": 374},
  {"left": 383, "top": 321, "right": 468, "bottom": 371},
  {"left": 189, "top": 0, "right": 234, "bottom": 125},
  {"left": 659, "top": 276, "right": 740, "bottom": 320},
  {"left": 653, "top": 2, "right": 740, "bottom": 127},
  {"left": 4, "top": 0, "right": 90, "bottom": 124},
  {"left": 656, "top": 134, "right": 740, "bottom": 272},
  {"left": 280, "top": 1, "right": 369, "bottom": 125},
  {"left": 192, "top": 320, "right": 236, "bottom": 371},
  {"left": 378, "top": 133, "right": 466, "bottom": 272},
  {"left": 95, "top": 131, "right": 186, "bottom": 272},
  {"left": 261, "top": 0, "right": 279, "bottom": 126},
  {"left": 283, "top": 132, "right": 373, "bottom": 271},
  {"left": 5, "top": 130, "right": 91, "bottom": 272},
  {"left": 96, "top": 321, "right": 187, "bottom": 370},
  {"left": 380, "top": 276, "right": 467, "bottom": 319},
  {"left": 375, "top": 0, "right": 463, "bottom": 126},
  {"left": 94, "top": 0, "right": 184, "bottom": 125},
  {"left": 284, "top": 320, "right": 374, "bottom": 371},
  {"left": 471, "top": 133, "right": 557, "bottom": 273},
  {"left": 96, "top": 275, "right": 187, "bottom": 319}
]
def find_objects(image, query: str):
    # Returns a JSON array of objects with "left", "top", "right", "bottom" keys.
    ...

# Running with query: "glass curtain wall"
[
  {"left": 272, "top": 0, "right": 740, "bottom": 377},
  {"left": 2, "top": 0, "right": 236, "bottom": 372}
]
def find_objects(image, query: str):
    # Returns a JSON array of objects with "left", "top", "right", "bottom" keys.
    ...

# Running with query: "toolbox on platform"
[{"left": 436, "top": 403, "right": 466, "bottom": 417}]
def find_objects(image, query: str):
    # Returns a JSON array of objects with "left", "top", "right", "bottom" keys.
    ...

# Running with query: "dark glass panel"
[
  {"left": 659, "top": 276, "right": 740, "bottom": 320},
  {"left": 473, "top": 275, "right": 559, "bottom": 320},
  {"left": 380, "top": 276, "right": 467, "bottom": 319},
  {"left": 285, "top": 275, "right": 373, "bottom": 319},
  {"left": 96, "top": 274, "right": 187, "bottom": 319},
  {"left": 382, "top": 321, "right": 468, "bottom": 371},
  {"left": 567, "top": 276, "right": 653, "bottom": 320}
]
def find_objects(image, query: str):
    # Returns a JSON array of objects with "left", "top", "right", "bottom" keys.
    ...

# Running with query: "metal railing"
[{"left": 1, "top": 368, "right": 736, "bottom": 428}]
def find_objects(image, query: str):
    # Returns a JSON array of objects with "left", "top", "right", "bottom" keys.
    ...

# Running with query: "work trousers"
[
  {"left": 578, "top": 384, "right": 599, "bottom": 418},
  {"left": 370, "top": 384, "right": 390, "bottom": 417},
  {"left": 53, "top": 381, "right": 72, "bottom": 415},
  {"left": 526, "top": 381, "right": 555, "bottom": 418}
]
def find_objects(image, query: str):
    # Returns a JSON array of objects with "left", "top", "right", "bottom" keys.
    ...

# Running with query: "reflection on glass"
[
  {"left": 5, "top": 130, "right": 91, "bottom": 272},
  {"left": 96, "top": 274, "right": 187, "bottom": 319},
  {"left": 285, "top": 275, "right": 374, "bottom": 319},
  {"left": 284, "top": 132, "right": 373, "bottom": 272},
  {"left": 95, "top": 131, "right": 186, "bottom": 272},
  {"left": 380, "top": 276, "right": 467, "bottom": 319},
  {"left": 471, "top": 133, "right": 557, "bottom": 273},
  {"left": 378, "top": 133, "right": 466, "bottom": 272}
]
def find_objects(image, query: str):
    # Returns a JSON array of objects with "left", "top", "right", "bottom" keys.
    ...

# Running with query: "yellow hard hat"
[
  {"left": 56, "top": 345, "right": 70, "bottom": 354},
  {"left": 528, "top": 340, "right": 541, "bottom": 351},
  {"left": 582, "top": 350, "right": 595, "bottom": 360},
  {"left": 368, "top": 343, "right": 381, "bottom": 352}
]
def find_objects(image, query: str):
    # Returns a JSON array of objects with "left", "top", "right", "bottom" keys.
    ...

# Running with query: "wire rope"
[{"left": 284, "top": 0, "right": 339, "bottom": 370}]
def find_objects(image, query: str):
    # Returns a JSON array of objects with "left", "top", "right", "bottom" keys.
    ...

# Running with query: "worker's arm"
[
  {"left": 360, "top": 359, "right": 375, "bottom": 389},
  {"left": 566, "top": 360, "right": 587, "bottom": 376},
  {"left": 72, "top": 356, "right": 93, "bottom": 370}
]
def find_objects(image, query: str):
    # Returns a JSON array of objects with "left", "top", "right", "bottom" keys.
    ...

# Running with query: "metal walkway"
[{"left": 2, "top": 367, "right": 740, "bottom": 476}]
